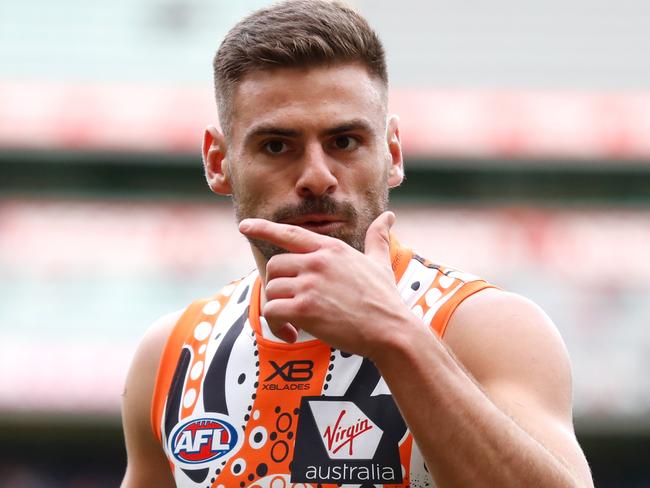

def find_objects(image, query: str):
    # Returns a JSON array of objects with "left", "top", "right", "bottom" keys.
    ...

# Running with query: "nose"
[{"left": 295, "top": 143, "right": 338, "bottom": 198}]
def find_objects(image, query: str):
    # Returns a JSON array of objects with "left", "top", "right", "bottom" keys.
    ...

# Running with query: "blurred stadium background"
[{"left": 1, "top": 0, "right": 649, "bottom": 486}]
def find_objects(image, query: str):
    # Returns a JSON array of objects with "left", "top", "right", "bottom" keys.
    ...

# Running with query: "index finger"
[{"left": 239, "top": 218, "right": 325, "bottom": 253}]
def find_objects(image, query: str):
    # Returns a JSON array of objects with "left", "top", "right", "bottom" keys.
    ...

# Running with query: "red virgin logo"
[
  {"left": 309, "top": 400, "right": 383, "bottom": 460},
  {"left": 323, "top": 409, "right": 373, "bottom": 456}
]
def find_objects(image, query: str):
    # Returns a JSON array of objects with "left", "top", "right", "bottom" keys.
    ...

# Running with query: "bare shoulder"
[
  {"left": 444, "top": 287, "right": 572, "bottom": 413},
  {"left": 126, "top": 309, "right": 185, "bottom": 392},
  {"left": 121, "top": 309, "right": 184, "bottom": 488}
]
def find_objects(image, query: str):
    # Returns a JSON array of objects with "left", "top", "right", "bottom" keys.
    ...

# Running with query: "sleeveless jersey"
[{"left": 151, "top": 237, "right": 494, "bottom": 488}]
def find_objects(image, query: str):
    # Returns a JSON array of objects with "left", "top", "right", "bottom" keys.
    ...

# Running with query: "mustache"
[{"left": 271, "top": 196, "right": 357, "bottom": 223}]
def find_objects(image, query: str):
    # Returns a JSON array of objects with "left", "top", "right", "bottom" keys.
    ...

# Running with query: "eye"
[
  {"left": 263, "top": 140, "right": 289, "bottom": 155},
  {"left": 331, "top": 135, "right": 359, "bottom": 151}
]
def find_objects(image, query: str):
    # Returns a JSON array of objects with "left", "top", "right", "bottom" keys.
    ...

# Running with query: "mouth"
[{"left": 281, "top": 214, "right": 345, "bottom": 234}]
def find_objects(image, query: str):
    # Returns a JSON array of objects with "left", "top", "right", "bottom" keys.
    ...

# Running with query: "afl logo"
[{"left": 168, "top": 414, "right": 242, "bottom": 468}]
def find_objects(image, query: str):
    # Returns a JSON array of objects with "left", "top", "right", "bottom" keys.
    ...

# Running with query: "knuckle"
[
  {"left": 308, "top": 253, "right": 327, "bottom": 272},
  {"left": 328, "top": 238, "right": 346, "bottom": 252},
  {"left": 301, "top": 275, "right": 316, "bottom": 292},
  {"left": 332, "top": 238, "right": 345, "bottom": 249},
  {"left": 285, "top": 225, "right": 301, "bottom": 239},
  {"left": 293, "top": 295, "right": 311, "bottom": 316}
]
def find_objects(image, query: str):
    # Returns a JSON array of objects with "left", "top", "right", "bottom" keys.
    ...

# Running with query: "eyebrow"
[
  {"left": 247, "top": 126, "right": 301, "bottom": 139},
  {"left": 243, "top": 118, "right": 375, "bottom": 145},
  {"left": 323, "top": 119, "right": 375, "bottom": 136}
]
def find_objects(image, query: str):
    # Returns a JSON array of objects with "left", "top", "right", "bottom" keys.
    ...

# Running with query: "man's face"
[{"left": 217, "top": 63, "right": 402, "bottom": 260}]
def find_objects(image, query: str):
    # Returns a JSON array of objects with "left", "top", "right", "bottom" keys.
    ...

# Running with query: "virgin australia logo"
[{"left": 308, "top": 400, "right": 383, "bottom": 459}]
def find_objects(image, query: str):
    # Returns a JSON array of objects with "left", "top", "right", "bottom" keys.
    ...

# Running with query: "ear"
[
  {"left": 202, "top": 125, "right": 232, "bottom": 195},
  {"left": 386, "top": 115, "right": 404, "bottom": 188}
]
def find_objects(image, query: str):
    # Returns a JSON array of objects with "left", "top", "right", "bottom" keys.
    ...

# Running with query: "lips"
[
  {"left": 285, "top": 214, "right": 340, "bottom": 225},
  {"left": 281, "top": 214, "right": 345, "bottom": 233}
]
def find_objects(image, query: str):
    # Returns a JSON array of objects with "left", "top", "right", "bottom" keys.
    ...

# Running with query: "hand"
[{"left": 239, "top": 212, "right": 411, "bottom": 357}]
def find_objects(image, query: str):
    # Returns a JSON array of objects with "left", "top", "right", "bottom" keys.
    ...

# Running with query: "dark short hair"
[{"left": 213, "top": 0, "right": 387, "bottom": 135}]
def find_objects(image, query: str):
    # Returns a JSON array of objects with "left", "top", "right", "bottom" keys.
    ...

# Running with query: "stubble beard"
[{"left": 233, "top": 189, "right": 389, "bottom": 261}]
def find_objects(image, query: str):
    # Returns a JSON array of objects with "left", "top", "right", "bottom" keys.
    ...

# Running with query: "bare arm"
[
  {"left": 121, "top": 310, "right": 183, "bottom": 488},
  {"left": 372, "top": 288, "right": 593, "bottom": 488}
]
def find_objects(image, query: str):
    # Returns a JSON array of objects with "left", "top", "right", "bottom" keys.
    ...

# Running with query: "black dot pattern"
[
  {"left": 256, "top": 463, "right": 268, "bottom": 477},
  {"left": 237, "top": 328, "right": 259, "bottom": 436},
  {"left": 324, "top": 351, "right": 337, "bottom": 391}
]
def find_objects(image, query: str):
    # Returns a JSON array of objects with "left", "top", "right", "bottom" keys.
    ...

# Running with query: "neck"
[{"left": 250, "top": 243, "right": 269, "bottom": 308}]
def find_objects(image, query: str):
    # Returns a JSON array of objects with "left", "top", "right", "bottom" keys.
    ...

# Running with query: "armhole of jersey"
[
  {"left": 150, "top": 298, "right": 211, "bottom": 442},
  {"left": 432, "top": 282, "right": 499, "bottom": 339}
]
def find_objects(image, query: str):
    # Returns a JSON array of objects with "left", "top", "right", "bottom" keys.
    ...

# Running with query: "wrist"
[{"left": 367, "top": 307, "right": 434, "bottom": 368}]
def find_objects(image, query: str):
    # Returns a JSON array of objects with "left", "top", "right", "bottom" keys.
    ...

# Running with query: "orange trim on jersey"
[
  {"left": 150, "top": 298, "right": 210, "bottom": 442},
  {"left": 248, "top": 276, "right": 263, "bottom": 335},
  {"left": 389, "top": 233, "right": 412, "bottom": 283},
  {"left": 433, "top": 281, "right": 498, "bottom": 338}
]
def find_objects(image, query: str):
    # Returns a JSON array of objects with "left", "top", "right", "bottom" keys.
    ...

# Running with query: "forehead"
[{"left": 229, "top": 63, "right": 387, "bottom": 139}]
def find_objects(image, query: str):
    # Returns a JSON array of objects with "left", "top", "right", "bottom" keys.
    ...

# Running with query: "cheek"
[
  {"left": 230, "top": 167, "right": 284, "bottom": 220},
  {"left": 229, "top": 160, "right": 264, "bottom": 197},
  {"left": 352, "top": 164, "right": 388, "bottom": 195}
]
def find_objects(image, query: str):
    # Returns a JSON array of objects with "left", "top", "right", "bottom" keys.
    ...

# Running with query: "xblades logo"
[
  {"left": 262, "top": 360, "right": 313, "bottom": 391},
  {"left": 264, "top": 360, "right": 314, "bottom": 382}
]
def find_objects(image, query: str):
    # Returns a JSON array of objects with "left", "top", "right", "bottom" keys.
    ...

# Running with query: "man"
[{"left": 121, "top": 1, "right": 593, "bottom": 487}]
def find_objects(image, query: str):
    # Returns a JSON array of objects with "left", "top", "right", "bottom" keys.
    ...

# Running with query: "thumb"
[{"left": 364, "top": 211, "right": 395, "bottom": 264}]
